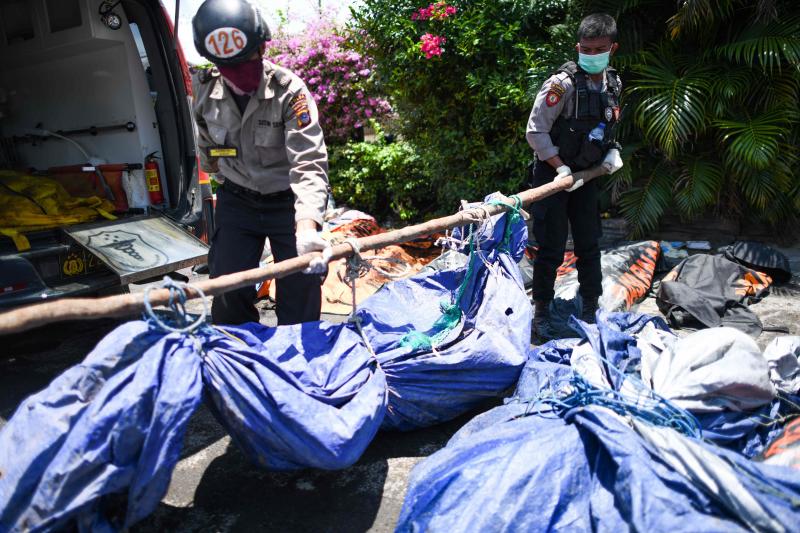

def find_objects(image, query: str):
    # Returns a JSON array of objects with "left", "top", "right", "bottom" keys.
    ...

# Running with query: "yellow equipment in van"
[{"left": 0, "top": 171, "right": 116, "bottom": 251}]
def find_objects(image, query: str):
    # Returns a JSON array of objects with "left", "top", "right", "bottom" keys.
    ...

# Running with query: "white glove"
[
  {"left": 602, "top": 148, "right": 623, "bottom": 175},
  {"left": 555, "top": 164, "right": 583, "bottom": 192},
  {"left": 296, "top": 230, "right": 332, "bottom": 275},
  {"left": 554, "top": 164, "right": 572, "bottom": 182}
]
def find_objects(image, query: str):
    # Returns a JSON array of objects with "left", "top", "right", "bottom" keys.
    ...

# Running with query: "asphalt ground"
[{"left": 2, "top": 247, "right": 799, "bottom": 531}]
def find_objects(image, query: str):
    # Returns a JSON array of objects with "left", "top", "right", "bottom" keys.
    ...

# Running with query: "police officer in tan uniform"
[
  {"left": 526, "top": 13, "right": 622, "bottom": 342},
  {"left": 192, "top": 0, "right": 331, "bottom": 325}
]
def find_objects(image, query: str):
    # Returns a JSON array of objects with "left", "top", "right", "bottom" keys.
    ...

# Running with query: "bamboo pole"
[{"left": 0, "top": 165, "right": 608, "bottom": 334}]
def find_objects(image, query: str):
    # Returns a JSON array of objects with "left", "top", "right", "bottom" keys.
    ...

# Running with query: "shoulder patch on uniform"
[
  {"left": 289, "top": 92, "right": 311, "bottom": 128},
  {"left": 545, "top": 82, "right": 566, "bottom": 107}
]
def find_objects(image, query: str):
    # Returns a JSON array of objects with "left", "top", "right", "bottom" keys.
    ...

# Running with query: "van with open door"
[{"left": 0, "top": 0, "right": 212, "bottom": 309}]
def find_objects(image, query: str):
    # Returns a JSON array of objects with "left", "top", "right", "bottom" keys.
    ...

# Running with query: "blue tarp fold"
[{"left": 0, "top": 323, "right": 203, "bottom": 532}]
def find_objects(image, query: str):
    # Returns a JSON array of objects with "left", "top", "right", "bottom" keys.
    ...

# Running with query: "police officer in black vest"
[{"left": 526, "top": 14, "right": 622, "bottom": 342}]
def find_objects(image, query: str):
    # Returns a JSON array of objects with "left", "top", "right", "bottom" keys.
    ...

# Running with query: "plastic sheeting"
[
  {"left": 722, "top": 241, "right": 792, "bottom": 284},
  {"left": 656, "top": 254, "right": 773, "bottom": 337},
  {"left": 521, "top": 241, "right": 661, "bottom": 339},
  {"left": 640, "top": 327, "right": 776, "bottom": 412},
  {"left": 761, "top": 418, "right": 800, "bottom": 470},
  {"left": 398, "top": 405, "right": 800, "bottom": 532},
  {"left": 398, "top": 314, "right": 800, "bottom": 533},
  {"left": 0, "top": 196, "right": 530, "bottom": 531},
  {"left": 764, "top": 337, "right": 800, "bottom": 394}
]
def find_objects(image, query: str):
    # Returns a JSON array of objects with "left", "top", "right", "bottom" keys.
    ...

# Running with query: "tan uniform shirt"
[
  {"left": 192, "top": 61, "right": 329, "bottom": 226},
  {"left": 526, "top": 71, "right": 607, "bottom": 161}
]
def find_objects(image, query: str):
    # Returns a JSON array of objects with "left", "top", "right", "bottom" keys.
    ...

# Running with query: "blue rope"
[
  {"left": 512, "top": 356, "right": 702, "bottom": 438},
  {"left": 143, "top": 276, "right": 208, "bottom": 333}
]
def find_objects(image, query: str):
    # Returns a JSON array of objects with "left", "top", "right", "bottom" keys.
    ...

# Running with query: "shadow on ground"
[{"left": 134, "top": 407, "right": 487, "bottom": 533}]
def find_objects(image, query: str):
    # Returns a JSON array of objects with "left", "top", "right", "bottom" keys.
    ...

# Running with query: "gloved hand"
[
  {"left": 602, "top": 148, "right": 624, "bottom": 174},
  {"left": 555, "top": 164, "right": 584, "bottom": 192},
  {"left": 296, "top": 229, "right": 332, "bottom": 275}
]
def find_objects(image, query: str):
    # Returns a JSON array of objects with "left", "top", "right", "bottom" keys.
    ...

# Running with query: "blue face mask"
[{"left": 578, "top": 51, "right": 610, "bottom": 74}]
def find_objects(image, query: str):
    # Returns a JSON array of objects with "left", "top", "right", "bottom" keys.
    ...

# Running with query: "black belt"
[{"left": 222, "top": 180, "right": 292, "bottom": 201}]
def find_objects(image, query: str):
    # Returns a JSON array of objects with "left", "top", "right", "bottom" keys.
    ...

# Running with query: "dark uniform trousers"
[
  {"left": 530, "top": 160, "right": 602, "bottom": 302},
  {"left": 209, "top": 183, "right": 322, "bottom": 325}
]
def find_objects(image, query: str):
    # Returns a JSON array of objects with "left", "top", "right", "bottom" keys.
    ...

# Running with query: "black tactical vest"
[{"left": 549, "top": 61, "right": 621, "bottom": 170}]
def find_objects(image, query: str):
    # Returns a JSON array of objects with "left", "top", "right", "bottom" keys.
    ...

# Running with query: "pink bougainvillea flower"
[
  {"left": 265, "top": 19, "right": 391, "bottom": 143},
  {"left": 420, "top": 33, "right": 446, "bottom": 59},
  {"left": 411, "top": 2, "right": 457, "bottom": 21}
]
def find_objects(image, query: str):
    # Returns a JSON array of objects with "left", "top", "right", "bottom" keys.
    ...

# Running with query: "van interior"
[{"left": 0, "top": 0, "right": 206, "bottom": 305}]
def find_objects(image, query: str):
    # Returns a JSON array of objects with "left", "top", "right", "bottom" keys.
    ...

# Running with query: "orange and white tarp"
[{"left": 257, "top": 218, "right": 443, "bottom": 315}]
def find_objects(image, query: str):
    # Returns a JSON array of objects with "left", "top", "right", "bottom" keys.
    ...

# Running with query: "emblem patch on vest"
[
  {"left": 605, "top": 107, "right": 613, "bottom": 121},
  {"left": 545, "top": 83, "right": 565, "bottom": 107},
  {"left": 289, "top": 93, "right": 312, "bottom": 128}
]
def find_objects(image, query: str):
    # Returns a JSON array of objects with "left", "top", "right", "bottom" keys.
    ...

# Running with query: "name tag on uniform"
[{"left": 208, "top": 146, "right": 238, "bottom": 158}]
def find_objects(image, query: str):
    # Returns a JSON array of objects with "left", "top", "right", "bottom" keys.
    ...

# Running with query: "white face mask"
[{"left": 578, "top": 51, "right": 610, "bottom": 74}]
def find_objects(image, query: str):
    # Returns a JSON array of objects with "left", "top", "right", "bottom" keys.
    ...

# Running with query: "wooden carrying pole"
[{"left": 0, "top": 166, "right": 608, "bottom": 335}]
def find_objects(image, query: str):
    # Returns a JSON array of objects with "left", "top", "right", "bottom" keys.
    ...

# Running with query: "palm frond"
[
  {"left": 631, "top": 51, "right": 712, "bottom": 158},
  {"left": 747, "top": 71, "right": 800, "bottom": 111},
  {"left": 668, "top": 0, "right": 736, "bottom": 39},
  {"left": 603, "top": 143, "right": 642, "bottom": 202},
  {"left": 714, "top": 109, "right": 792, "bottom": 170},
  {"left": 709, "top": 67, "right": 753, "bottom": 103},
  {"left": 619, "top": 163, "right": 674, "bottom": 237},
  {"left": 753, "top": 0, "right": 779, "bottom": 24},
  {"left": 733, "top": 168, "right": 780, "bottom": 210},
  {"left": 673, "top": 156, "right": 725, "bottom": 216},
  {"left": 715, "top": 15, "right": 800, "bottom": 71}
]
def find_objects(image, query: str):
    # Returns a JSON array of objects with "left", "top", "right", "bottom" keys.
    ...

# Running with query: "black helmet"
[{"left": 192, "top": 0, "right": 271, "bottom": 65}]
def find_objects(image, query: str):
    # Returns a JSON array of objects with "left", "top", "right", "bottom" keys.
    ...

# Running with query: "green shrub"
[
  {"left": 350, "top": 0, "right": 580, "bottom": 216},
  {"left": 328, "top": 129, "right": 432, "bottom": 222}
]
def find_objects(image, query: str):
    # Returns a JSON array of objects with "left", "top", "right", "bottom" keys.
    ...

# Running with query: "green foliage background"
[
  {"left": 329, "top": 0, "right": 579, "bottom": 221},
  {"left": 591, "top": 0, "right": 800, "bottom": 235},
  {"left": 330, "top": 0, "right": 800, "bottom": 235}
]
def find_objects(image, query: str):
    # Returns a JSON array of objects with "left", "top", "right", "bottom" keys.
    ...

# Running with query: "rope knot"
[{"left": 143, "top": 276, "right": 208, "bottom": 334}]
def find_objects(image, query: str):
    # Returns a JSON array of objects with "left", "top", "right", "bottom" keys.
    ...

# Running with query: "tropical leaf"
[
  {"left": 619, "top": 163, "right": 673, "bottom": 236},
  {"left": 763, "top": 163, "right": 800, "bottom": 224},
  {"left": 603, "top": 142, "right": 641, "bottom": 202},
  {"left": 715, "top": 15, "right": 800, "bottom": 71},
  {"left": 667, "top": 0, "right": 736, "bottom": 39},
  {"left": 631, "top": 51, "right": 712, "bottom": 158},
  {"left": 673, "top": 156, "right": 725, "bottom": 216},
  {"left": 714, "top": 108, "right": 792, "bottom": 170},
  {"left": 747, "top": 71, "right": 800, "bottom": 111},
  {"left": 733, "top": 168, "right": 781, "bottom": 210},
  {"left": 708, "top": 67, "right": 753, "bottom": 107}
]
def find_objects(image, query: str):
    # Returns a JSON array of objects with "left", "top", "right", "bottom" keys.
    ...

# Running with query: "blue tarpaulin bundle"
[
  {"left": 0, "top": 196, "right": 530, "bottom": 531},
  {"left": 397, "top": 313, "right": 800, "bottom": 532}
]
